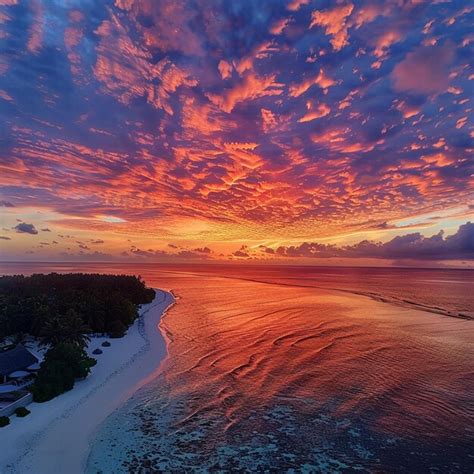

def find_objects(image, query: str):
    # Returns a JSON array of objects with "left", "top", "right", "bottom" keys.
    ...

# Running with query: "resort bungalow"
[{"left": 0, "top": 344, "right": 39, "bottom": 390}]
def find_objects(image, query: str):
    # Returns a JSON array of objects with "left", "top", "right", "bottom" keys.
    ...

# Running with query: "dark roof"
[{"left": 0, "top": 344, "right": 39, "bottom": 376}]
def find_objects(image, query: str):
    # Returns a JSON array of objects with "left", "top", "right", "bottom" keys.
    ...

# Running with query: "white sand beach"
[{"left": 0, "top": 288, "right": 174, "bottom": 474}]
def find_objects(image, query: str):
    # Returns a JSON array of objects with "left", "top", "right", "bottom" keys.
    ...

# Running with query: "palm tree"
[
  {"left": 62, "top": 309, "right": 91, "bottom": 348},
  {"left": 39, "top": 316, "right": 64, "bottom": 347},
  {"left": 40, "top": 309, "right": 91, "bottom": 348}
]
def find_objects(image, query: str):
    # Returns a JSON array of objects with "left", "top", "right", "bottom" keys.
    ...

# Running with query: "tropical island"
[{"left": 0, "top": 273, "right": 156, "bottom": 418}]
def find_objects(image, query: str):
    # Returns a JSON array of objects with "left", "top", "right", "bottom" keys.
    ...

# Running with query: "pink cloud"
[
  {"left": 287, "top": 0, "right": 309, "bottom": 12},
  {"left": 392, "top": 43, "right": 456, "bottom": 95},
  {"left": 218, "top": 60, "right": 233, "bottom": 80},
  {"left": 269, "top": 18, "right": 290, "bottom": 35}
]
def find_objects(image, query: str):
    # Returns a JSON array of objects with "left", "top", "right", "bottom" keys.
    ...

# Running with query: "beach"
[{"left": 0, "top": 288, "right": 174, "bottom": 474}]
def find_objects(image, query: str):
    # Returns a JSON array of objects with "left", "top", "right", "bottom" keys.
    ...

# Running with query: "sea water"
[{"left": 2, "top": 263, "right": 473, "bottom": 472}]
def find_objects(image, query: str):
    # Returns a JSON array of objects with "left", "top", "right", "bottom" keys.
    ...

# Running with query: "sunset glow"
[{"left": 0, "top": 0, "right": 473, "bottom": 265}]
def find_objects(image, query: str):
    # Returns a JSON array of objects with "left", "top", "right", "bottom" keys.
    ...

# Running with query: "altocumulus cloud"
[{"left": 14, "top": 223, "right": 38, "bottom": 235}]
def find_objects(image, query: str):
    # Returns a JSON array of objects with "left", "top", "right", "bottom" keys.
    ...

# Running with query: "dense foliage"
[
  {"left": 0, "top": 273, "right": 156, "bottom": 341},
  {"left": 0, "top": 273, "right": 155, "bottom": 402},
  {"left": 31, "top": 342, "right": 97, "bottom": 402}
]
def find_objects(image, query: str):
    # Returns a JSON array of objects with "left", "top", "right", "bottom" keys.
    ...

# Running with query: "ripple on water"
[{"left": 87, "top": 273, "right": 474, "bottom": 473}]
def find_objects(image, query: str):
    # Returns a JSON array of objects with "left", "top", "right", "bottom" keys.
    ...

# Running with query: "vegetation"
[
  {"left": 14, "top": 407, "right": 31, "bottom": 417},
  {"left": 31, "top": 342, "right": 97, "bottom": 402},
  {"left": 0, "top": 273, "right": 155, "bottom": 402},
  {"left": 0, "top": 416, "right": 10, "bottom": 427},
  {"left": 0, "top": 273, "right": 155, "bottom": 340}
]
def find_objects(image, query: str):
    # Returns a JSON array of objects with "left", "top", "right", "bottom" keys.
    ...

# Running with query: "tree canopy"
[
  {"left": 0, "top": 273, "right": 156, "bottom": 402},
  {"left": 0, "top": 273, "right": 156, "bottom": 340}
]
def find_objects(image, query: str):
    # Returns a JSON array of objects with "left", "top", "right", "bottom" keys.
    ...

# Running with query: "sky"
[{"left": 0, "top": 0, "right": 473, "bottom": 266}]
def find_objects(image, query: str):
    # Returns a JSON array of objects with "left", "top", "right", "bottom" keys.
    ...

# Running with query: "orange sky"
[{"left": 0, "top": 0, "right": 473, "bottom": 266}]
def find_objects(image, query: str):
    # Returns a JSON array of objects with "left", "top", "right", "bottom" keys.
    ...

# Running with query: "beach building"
[
  {"left": 0, "top": 343, "right": 39, "bottom": 386},
  {"left": 0, "top": 344, "right": 39, "bottom": 416}
]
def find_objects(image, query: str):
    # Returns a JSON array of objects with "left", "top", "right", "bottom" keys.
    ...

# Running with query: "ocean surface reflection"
[
  {"left": 1, "top": 263, "right": 472, "bottom": 471},
  {"left": 83, "top": 268, "right": 473, "bottom": 472}
]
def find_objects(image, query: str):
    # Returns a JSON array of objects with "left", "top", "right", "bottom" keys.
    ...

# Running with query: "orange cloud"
[
  {"left": 298, "top": 102, "right": 331, "bottom": 122},
  {"left": 289, "top": 68, "right": 336, "bottom": 97},
  {"left": 261, "top": 108, "right": 278, "bottom": 133},
  {"left": 94, "top": 14, "right": 197, "bottom": 114},
  {"left": 218, "top": 60, "right": 233, "bottom": 80},
  {"left": 269, "top": 18, "right": 290, "bottom": 35},
  {"left": 371, "top": 30, "right": 402, "bottom": 68},
  {"left": 395, "top": 101, "right": 421, "bottom": 119},
  {"left": 310, "top": 4, "right": 354, "bottom": 51},
  {"left": 207, "top": 72, "right": 283, "bottom": 113},
  {"left": 234, "top": 41, "right": 278, "bottom": 76},
  {"left": 311, "top": 128, "right": 375, "bottom": 154}
]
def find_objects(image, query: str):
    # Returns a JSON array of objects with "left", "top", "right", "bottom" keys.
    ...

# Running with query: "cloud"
[
  {"left": 233, "top": 250, "right": 249, "bottom": 257},
  {"left": 0, "top": 0, "right": 471, "bottom": 254},
  {"left": 218, "top": 60, "right": 232, "bottom": 80},
  {"left": 130, "top": 248, "right": 156, "bottom": 258},
  {"left": 0, "top": 201, "right": 14, "bottom": 207},
  {"left": 269, "top": 18, "right": 290, "bottom": 36},
  {"left": 14, "top": 223, "right": 38, "bottom": 235},
  {"left": 392, "top": 43, "right": 456, "bottom": 95},
  {"left": 289, "top": 68, "right": 336, "bottom": 97},
  {"left": 310, "top": 4, "right": 354, "bottom": 51},
  {"left": 41, "top": 227, "right": 51, "bottom": 232},
  {"left": 27, "top": 0, "right": 44, "bottom": 54},
  {"left": 59, "top": 250, "right": 113, "bottom": 260},
  {"left": 275, "top": 223, "right": 474, "bottom": 261},
  {"left": 287, "top": 0, "right": 309, "bottom": 11},
  {"left": 298, "top": 103, "right": 331, "bottom": 123},
  {"left": 207, "top": 72, "right": 284, "bottom": 113},
  {"left": 193, "top": 246, "right": 212, "bottom": 254},
  {"left": 128, "top": 246, "right": 210, "bottom": 260},
  {"left": 232, "top": 245, "right": 250, "bottom": 258}
]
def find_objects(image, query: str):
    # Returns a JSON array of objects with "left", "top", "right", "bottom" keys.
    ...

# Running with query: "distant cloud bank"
[{"left": 270, "top": 223, "right": 474, "bottom": 261}]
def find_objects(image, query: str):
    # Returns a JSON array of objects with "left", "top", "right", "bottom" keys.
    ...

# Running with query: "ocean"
[{"left": 1, "top": 263, "right": 473, "bottom": 472}]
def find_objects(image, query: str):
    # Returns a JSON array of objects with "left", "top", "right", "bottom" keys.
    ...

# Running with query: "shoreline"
[{"left": 0, "top": 288, "right": 174, "bottom": 474}]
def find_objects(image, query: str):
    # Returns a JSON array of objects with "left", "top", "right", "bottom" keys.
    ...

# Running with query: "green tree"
[
  {"left": 31, "top": 342, "right": 96, "bottom": 402},
  {"left": 62, "top": 309, "right": 91, "bottom": 348},
  {"left": 40, "top": 309, "right": 91, "bottom": 348}
]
